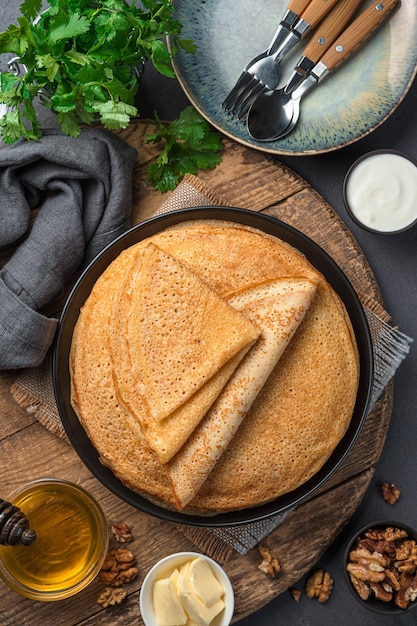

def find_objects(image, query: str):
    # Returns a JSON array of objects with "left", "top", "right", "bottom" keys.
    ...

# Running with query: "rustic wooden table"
[{"left": 1, "top": 2, "right": 417, "bottom": 625}]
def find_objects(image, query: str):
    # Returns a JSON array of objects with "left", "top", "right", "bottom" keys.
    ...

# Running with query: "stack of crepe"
[{"left": 70, "top": 220, "right": 359, "bottom": 514}]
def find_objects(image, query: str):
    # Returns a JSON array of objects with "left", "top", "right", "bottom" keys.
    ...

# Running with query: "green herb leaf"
[
  {"left": 47, "top": 13, "right": 90, "bottom": 44},
  {"left": 19, "top": 0, "right": 43, "bottom": 22},
  {"left": 150, "top": 39, "right": 176, "bottom": 78},
  {"left": 146, "top": 107, "right": 222, "bottom": 193},
  {"left": 56, "top": 110, "right": 82, "bottom": 137},
  {"left": 92, "top": 100, "right": 138, "bottom": 130},
  {"left": 35, "top": 53, "right": 60, "bottom": 82},
  {"left": 0, "top": 109, "right": 23, "bottom": 144}
]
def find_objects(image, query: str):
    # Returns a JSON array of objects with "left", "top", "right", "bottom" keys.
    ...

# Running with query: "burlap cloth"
[{"left": 10, "top": 173, "right": 413, "bottom": 560}]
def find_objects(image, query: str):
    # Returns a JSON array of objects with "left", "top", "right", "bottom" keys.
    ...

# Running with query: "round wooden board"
[{"left": 0, "top": 122, "right": 393, "bottom": 625}]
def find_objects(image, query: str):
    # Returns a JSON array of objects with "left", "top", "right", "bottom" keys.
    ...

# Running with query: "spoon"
[{"left": 247, "top": 0, "right": 401, "bottom": 142}]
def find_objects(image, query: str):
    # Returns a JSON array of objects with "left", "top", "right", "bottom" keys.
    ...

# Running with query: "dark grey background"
[{"left": 1, "top": 1, "right": 416, "bottom": 624}]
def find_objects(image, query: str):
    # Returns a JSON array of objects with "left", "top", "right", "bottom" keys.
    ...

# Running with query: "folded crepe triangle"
[
  {"left": 166, "top": 277, "right": 319, "bottom": 509},
  {"left": 110, "top": 243, "right": 261, "bottom": 460},
  {"left": 137, "top": 345, "right": 252, "bottom": 464}
]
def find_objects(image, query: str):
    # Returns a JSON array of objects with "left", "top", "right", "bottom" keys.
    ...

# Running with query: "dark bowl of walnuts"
[{"left": 344, "top": 521, "right": 417, "bottom": 614}]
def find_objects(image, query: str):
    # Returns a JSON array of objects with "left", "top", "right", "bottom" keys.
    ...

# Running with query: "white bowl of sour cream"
[
  {"left": 343, "top": 150, "right": 417, "bottom": 234},
  {"left": 139, "top": 551, "right": 234, "bottom": 626}
]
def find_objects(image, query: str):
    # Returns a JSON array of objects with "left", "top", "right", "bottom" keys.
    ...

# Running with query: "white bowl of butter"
[
  {"left": 139, "top": 551, "right": 234, "bottom": 626},
  {"left": 343, "top": 149, "right": 417, "bottom": 234}
]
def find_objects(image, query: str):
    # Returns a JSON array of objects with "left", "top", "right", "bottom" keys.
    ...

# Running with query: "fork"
[
  {"left": 222, "top": 0, "right": 342, "bottom": 120},
  {"left": 222, "top": 0, "right": 311, "bottom": 117}
]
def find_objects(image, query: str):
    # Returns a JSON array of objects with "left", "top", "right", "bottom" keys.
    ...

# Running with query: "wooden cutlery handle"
[
  {"left": 300, "top": 0, "right": 341, "bottom": 33},
  {"left": 287, "top": 0, "right": 314, "bottom": 16},
  {"left": 302, "top": 0, "right": 364, "bottom": 64},
  {"left": 321, "top": 0, "right": 400, "bottom": 73}
]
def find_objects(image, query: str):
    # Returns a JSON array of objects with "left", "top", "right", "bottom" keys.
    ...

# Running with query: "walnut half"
[
  {"left": 111, "top": 522, "right": 133, "bottom": 543},
  {"left": 97, "top": 586, "right": 127, "bottom": 608},
  {"left": 382, "top": 483, "right": 401, "bottom": 505},
  {"left": 257, "top": 545, "right": 281, "bottom": 578},
  {"left": 306, "top": 569, "right": 333, "bottom": 603},
  {"left": 99, "top": 547, "right": 139, "bottom": 587}
]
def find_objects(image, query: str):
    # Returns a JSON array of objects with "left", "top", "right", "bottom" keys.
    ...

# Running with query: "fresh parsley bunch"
[
  {"left": 0, "top": 0, "right": 195, "bottom": 143},
  {"left": 146, "top": 107, "right": 223, "bottom": 192}
]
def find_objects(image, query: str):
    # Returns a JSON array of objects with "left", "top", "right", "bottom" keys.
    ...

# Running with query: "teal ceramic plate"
[{"left": 169, "top": 0, "right": 417, "bottom": 156}]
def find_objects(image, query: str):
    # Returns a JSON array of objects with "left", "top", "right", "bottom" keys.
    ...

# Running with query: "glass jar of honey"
[{"left": 0, "top": 478, "right": 109, "bottom": 601}]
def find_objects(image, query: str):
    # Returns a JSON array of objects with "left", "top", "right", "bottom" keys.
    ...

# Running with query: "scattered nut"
[
  {"left": 99, "top": 547, "right": 139, "bottom": 587},
  {"left": 382, "top": 483, "right": 401, "bottom": 505},
  {"left": 111, "top": 522, "right": 133, "bottom": 543},
  {"left": 306, "top": 569, "right": 333, "bottom": 603},
  {"left": 97, "top": 586, "right": 127, "bottom": 608},
  {"left": 347, "top": 525, "right": 417, "bottom": 609},
  {"left": 290, "top": 588, "right": 301, "bottom": 603},
  {"left": 258, "top": 545, "right": 281, "bottom": 578}
]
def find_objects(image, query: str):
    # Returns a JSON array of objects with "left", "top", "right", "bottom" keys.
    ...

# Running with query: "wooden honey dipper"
[{"left": 0, "top": 498, "right": 36, "bottom": 546}]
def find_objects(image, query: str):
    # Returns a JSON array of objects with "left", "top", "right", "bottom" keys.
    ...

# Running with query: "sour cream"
[{"left": 344, "top": 151, "right": 417, "bottom": 233}]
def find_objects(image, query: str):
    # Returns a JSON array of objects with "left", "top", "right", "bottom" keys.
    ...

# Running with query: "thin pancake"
[
  {"left": 190, "top": 279, "right": 359, "bottom": 513},
  {"left": 109, "top": 251, "right": 252, "bottom": 463},
  {"left": 69, "top": 250, "right": 175, "bottom": 505},
  {"left": 117, "top": 243, "right": 260, "bottom": 423},
  {"left": 70, "top": 220, "right": 359, "bottom": 514},
  {"left": 146, "top": 221, "right": 321, "bottom": 298},
  {"left": 167, "top": 277, "right": 318, "bottom": 509}
]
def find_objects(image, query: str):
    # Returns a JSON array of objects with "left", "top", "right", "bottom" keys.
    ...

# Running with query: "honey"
[{"left": 0, "top": 479, "right": 108, "bottom": 601}]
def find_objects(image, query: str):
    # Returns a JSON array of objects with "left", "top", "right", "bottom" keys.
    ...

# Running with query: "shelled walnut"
[
  {"left": 306, "top": 569, "right": 333, "bottom": 603},
  {"left": 99, "top": 547, "right": 139, "bottom": 587},
  {"left": 347, "top": 525, "right": 417, "bottom": 609},
  {"left": 111, "top": 522, "right": 133, "bottom": 543},
  {"left": 290, "top": 588, "right": 301, "bottom": 603},
  {"left": 97, "top": 586, "right": 127, "bottom": 608},
  {"left": 382, "top": 483, "right": 401, "bottom": 505},
  {"left": 257, "top": 545, "right": 281, "bottom": 578}
]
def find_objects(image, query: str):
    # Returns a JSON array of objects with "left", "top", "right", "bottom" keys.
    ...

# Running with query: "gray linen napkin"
[{"left": 0, "top": 128, "right": 137, "bottom": 369}]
